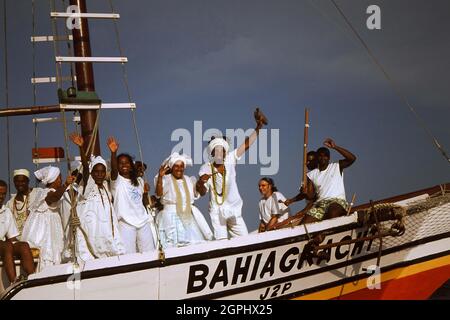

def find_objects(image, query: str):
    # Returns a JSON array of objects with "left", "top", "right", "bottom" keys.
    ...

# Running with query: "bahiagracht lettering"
[{"left": 187, "top": 230, "right": 375, "bottom": 294}]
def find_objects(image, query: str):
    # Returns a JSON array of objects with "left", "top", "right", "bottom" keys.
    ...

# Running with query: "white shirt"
[
  {"left": 199, "top": 149, "right": 243, "bottom": 211},
  {"left": 111, "top": 175, "right": 149, "bottom": 228},
  {"left": 6, "top": 188, "right": 41, "bottom": 233},
  {"left": 259, "top": 192, "right": 290, "bottom": 224},
  {"left": 155, "top": 175, "right": 198, "bottom": 209},
  {"left": 307, "top": 162, "right": 346, "bottom": 201},
  {"left": 0, "top": 205, "right": 20, "bottom": 241}
]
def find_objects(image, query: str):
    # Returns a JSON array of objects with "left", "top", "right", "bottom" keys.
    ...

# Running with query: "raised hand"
[
  {"left": 107, "top": 136, "right": 119, "bottom": 153},
  {"left": 69, "top": 132, "right": 84, "bottom": 147},
  {"left": 65, "top": 175, "right": 76, "bottom": 187},
  {"left": 158, "top": 164, "right": 170, "bottom": 177},
  {"left": 324, "top": 138, "right": 336, "bottom": 149},
  {"left": 199, "top": 174, "right": 211, "bottom": 184},
  {"left": 254, "top": 107, "right": 268, "bottom": 128},
  {"left": 144, "top": 182, "right": 150, "bottom": 193}
]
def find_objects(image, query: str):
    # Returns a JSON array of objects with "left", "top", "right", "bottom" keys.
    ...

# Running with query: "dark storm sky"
[{"left": 1, "top": 0, "right": 449, "bottom": 231}]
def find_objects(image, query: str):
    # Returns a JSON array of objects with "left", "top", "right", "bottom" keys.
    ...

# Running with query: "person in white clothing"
[
  {"left": 257, "top": 177, "right": 290, "bottom": 232},
  {"left": 304, "top": 138, "right": 356, "bottom": 223},
  {"left": 0, "top": 180, "right": 35, "bottom": 283},
  {"left": 107, "top": 137, "right": 156, "bottom": 254},
  {"left": 197, "top": 108, "right": 268, "bottom": 240},
  {"left": 6, "top": 169, "right": 39, "bottom": 236},
  {"left": 70, "top": 133, "right": 125, "bottom": 261},
  {"left": 21, "top": 166, "right": 73, "bottom": 269},
  {"left": 155, "top": 152, "right": 213, "bottom": 248}
]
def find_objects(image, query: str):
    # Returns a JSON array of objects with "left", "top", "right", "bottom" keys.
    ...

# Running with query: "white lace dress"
[
  {"left": 21, "top": 188, "right": 64, "bottom": 270},
  {"left": 76, "top": 176, "right": 125, "bottom": 261}
]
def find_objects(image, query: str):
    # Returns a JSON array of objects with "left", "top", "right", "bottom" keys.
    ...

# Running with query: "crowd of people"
[{"left": 0, "top": 110, "right": 356, "bottom": 285}]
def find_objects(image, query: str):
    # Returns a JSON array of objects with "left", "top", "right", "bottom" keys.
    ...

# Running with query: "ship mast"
[
  {"left": 0, "top": 0, "right": 101, "bottom": 156},
  {"left": 70, "top": 0, "right": 100, "bottom": 156}
]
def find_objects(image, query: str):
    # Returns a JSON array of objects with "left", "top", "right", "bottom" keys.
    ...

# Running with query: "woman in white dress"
[
  {"left": 107, "top": 136, "right": 156, "bottom": 254},
  {"left": 155, "top": 153, "right": 213, "bottom": 248},
  {"left": 70, "top": 133, "right": 125, "bottom": 261},
  {"left": 258, "top": 177, "right": 290, "bottom": 232},
  {"left": 21, "top": 166, "right": 72, "bottom": 269}
]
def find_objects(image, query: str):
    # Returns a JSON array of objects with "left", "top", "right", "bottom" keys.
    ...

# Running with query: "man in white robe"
[{"left": 196, "top": 109, "right": 267, "bottom": 240}]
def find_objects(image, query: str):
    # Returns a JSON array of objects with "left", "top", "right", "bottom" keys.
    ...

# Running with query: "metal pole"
[
  {"left": 69, "top": 0, "right": 100, "bottom": 156},
  {"left": 302, "top": 108, "right": 309, "bottom": 188}
]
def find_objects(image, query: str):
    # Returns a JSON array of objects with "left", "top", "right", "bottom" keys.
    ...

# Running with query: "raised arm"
[
  {"left": 324, "top": 138, "right": 356, "bottom": 172},
  {"left": 143, "top": 182, "right": 150, "bottom": 207},
  {"left": 236, "top": 108, "right": 267, "bottom": 158},
  {"left": 70, "top": 133, "right": 89, "bottom": 186},
  {"left": 45, "top": 175, "right": 75, "bottom": 205},
  {"left": 155, "top": 165, "right": 169, "bottom": 198},
  {"left": 107, "top": 137, "right": 119, "bottom": 181}
]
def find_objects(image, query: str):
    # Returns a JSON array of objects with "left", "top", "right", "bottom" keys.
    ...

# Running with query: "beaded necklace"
[{"left": 210, "top": 163, "right": 226, "bottom": 205}]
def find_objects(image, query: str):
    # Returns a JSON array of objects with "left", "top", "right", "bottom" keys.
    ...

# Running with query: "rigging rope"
[
  {"left": 3, "top": 0, "right": 11, "bottom": 193},
  {"left": 47, "top": 0, "right": 100, "bottom": 264},
  {"left": 330, "top": 0, "right": 450, "bottom": 164},
  {"left": 108, "top": 0, "right": 165, "bottom": 259}
]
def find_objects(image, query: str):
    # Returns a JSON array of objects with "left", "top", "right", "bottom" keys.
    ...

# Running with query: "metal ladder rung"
[
  {"left": 50, "top": 12, "right": 120, "bottom": 19},
  {"left": 31, "top": 35, "right": 73, "bottom": 42},
  {"left": 32, "top": 116, "right": 80, "bottom": 123},
  {"left": 33, "top": 155, "right": 81, "bottom": 165},
  {"left": 31, "top": 76, "right": 77, "bottom": 84},
  {"left": 60, "top": 103, "right": 136, "bottom": 110},
  {"left": 56, "top": 56, "right": 128, "bottom": 63}
]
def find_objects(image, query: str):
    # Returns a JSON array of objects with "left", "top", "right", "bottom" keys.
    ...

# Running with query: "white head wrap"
[
  {"left": 89, "top": 155, "right": 107, "bottom": 172},
  {"left": 70, "top": 160, "right": 82, "bottom": 173},
  {"left": 34, "top": 166, "right": 60, "bottom": 185},
  {"left": 13, "top": 169, "right": 30, "bottom": 178},
  {"left": 163, "top": 152, "right": 193, "bottom": 169},
  {"left": 208, "top": 137, "right": 229, "bottom": 155}
]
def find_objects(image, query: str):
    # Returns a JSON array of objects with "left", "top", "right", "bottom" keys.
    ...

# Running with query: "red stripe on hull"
[{"left": 336, "top": 264, "right": 450, "bottom": 300}]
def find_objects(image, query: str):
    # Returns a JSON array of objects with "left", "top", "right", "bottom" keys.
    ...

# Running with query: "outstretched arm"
[
  {"left": 236, "top": 108, "right": 267, "bottom": 158},
  {"left": 282, "top": 189, "right": 308, "bottom": 206},
  {"left": 107, "top": 137, "right": 120, "bottom": 181},
  {"left": 324, "top": 138, "right": 356, "bottom": 172},
  {"left": 70, "top": 133, "right": 89, "bottom": 186},
  {"left": 196, "top": 174, "right": 210, "bottom": 197}
]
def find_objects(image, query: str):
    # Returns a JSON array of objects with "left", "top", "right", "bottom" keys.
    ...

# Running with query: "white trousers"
[
  {"left": 119, "top": 220, "right": 156, "bottom": 254},
  {"left": 210, "top": 207, "right": 248, "bottom": 240}
]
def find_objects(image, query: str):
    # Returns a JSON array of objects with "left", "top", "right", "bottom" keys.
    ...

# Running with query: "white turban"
[
  {"left": 89, "top": 155, "right": 107, "bottom": 172},
  {"left": 13, "top": 169, "right": 30, "bottom": 178},
  {"left": 163, "top": 152, "right": 193, "bottom": 169},
  {"left": 208, "top": 137, "right": 229, "bottom": 155},
  {"left": 70, "top": 160, "right": 81, "bottom": 172},
  {"left": 34, "top": 166, "right": 60, "bottom": 185}
]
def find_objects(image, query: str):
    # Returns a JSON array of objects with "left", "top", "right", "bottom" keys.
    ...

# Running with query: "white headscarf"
[
  {"left": 34, "top": 166, "right": 60, "bottom": 185},
  {"left": 13, "top": 169, "right": 30, "bottom": 178},
  {"left": 163, "top": 152, "right": 193, "bottom": 169},
  {"left": 208, "top": 137, "right": 229, "bottom": 155},
  {"left": 70, "top": 160, "right": 82, "bottom": 173},
  {"left": 89, "top": 155, "right": 107, "bottom": 172}
]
